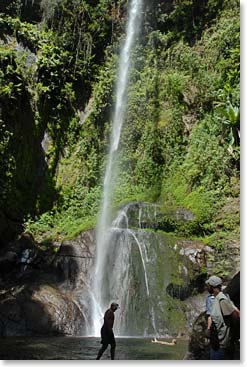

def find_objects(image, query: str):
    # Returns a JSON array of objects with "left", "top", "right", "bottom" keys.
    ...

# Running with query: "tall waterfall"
[{"left": 91, "top": 0, "right": 143, "bottom": 336}]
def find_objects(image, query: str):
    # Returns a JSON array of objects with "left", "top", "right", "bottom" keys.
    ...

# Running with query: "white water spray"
[
  {"left": 128, "top": 229, "right": 150, "bottom": 297},
  {"left": 91, "top": 0, "right": 143, "bottom": 336}
]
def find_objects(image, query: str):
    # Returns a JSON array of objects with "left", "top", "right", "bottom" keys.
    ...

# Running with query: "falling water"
[
  {"left": 90, "top": 200, "right": 159, "bottom": 336},
  {"left": 91, "top": 0, "right": 143, "bottom": 336},
  {"left": 128, "top": 229, "right": 150, "bottom": 297},
  {"left": 127, "top": 229, "right": 158, "bottom": 336}
]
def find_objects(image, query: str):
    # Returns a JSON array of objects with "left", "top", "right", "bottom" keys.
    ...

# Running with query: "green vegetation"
[{"left": 0, "top": 0, "right": 239, "bottom": 277}]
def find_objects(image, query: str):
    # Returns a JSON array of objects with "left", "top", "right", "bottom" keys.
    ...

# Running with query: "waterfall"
[
  {"left": 128, "top": 229, "right": 150, "bottom": 297},
  {"left": 91, "top": 202, "right": 160, "bottom": 337},
  {"left": 91, "top": 0, "right": 143, "bottom": 336}
]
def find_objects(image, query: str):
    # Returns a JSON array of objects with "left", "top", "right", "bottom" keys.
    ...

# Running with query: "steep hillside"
[
  {"left": 0, "top": 0, "right": 239, "bottom": 278},
  {"left": 0, "top": 0, "right": 123, "bottom": 245}
]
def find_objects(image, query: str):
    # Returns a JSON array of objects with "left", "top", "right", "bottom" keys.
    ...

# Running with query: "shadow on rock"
[{"left": 0, "top": 231, "right": 95, "bottom": 336}]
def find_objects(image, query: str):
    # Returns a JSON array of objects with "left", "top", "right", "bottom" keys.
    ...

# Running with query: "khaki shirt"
[{"left": 211, "top": 292, "right": 236, "bottom": 348}]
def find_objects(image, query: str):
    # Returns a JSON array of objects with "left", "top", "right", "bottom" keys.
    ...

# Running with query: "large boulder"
[{"left": 0, "top": 231, "right": 95, "bottom": 336}]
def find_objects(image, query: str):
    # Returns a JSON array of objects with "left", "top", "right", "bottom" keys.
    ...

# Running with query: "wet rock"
[
  {"left": 0, "top": 284, "right": 86, "bottom": 336},
  {"left": 184, "top": 293, "right": 207, "bottom": 330},
  {"left": 187, "top": 312, "right": 210, "bottom": 360},
  {"left": 53, "top": 231, "right": 95, "bottom": 288},
  {"left": 0, "top": 230, "right": 95, "bottom": 336},
  {"left": 166, "top": 241, "right": 213, "bottom": 300},
  {"left": 174, "top": 208, "right": 194, "bottom": 221},
  {"left": 116, "top": 202, "right": 194, "bottom": 232},
  {"left": 0, "top": 202, "right": 239, "bottom": 339},
  {"left": 178, "top": 241, "right": 213, "bottom": 267}
]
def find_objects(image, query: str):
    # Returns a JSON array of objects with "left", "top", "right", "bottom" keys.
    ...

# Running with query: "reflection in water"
[{"left": 0, "top": 337, "right": 188, "bottom": 360}]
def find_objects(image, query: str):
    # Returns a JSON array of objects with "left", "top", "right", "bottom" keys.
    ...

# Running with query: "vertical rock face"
[
  {"left": 0, "top": 204, "right": 209, "bottom": 337},
  {"left": 0, "top": 203, "right": 240, "bottom": 340},
  {"left": 0, "top": 231, "right": 95, "bottom": 336},
  {"left": 52, "top": 231, "right": 96, "bottom": 335},
  {"left": 54, "top": 231, "right": 95, "bottom": 290}
]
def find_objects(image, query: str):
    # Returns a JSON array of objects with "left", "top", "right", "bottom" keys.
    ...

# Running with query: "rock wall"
[
  {"left": 0, "top": 231, "right": 95, "bottom": 336},
  {"left": 0, "top": 227, "right": 211, "bottom": 337},
  {"left": 0, "top": 203, "right": 240, "bottom": 340}
]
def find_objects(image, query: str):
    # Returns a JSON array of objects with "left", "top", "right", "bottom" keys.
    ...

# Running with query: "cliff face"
[
  {"left": 0, "top": 231, "right": 95, "bottom": 336},
  {"left": 0, "top": 215, "right": 208, "bottom": 337},
  {"left": 0, "top": 203, "right": 240, "bottom": 338}
]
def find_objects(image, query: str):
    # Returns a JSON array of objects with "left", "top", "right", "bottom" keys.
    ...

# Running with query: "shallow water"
[{"left": 0, "top": 337, "right": 188, "bottom": 360}]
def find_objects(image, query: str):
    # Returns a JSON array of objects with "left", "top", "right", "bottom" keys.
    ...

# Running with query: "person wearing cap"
[
  {"left": 96, "top": 302, "right": 119, "bottom": 360},
  {"left": 205, "top": 275, "right": 240, "bottom": 360}
]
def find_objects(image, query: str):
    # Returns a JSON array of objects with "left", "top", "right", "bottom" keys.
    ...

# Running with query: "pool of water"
[{"left": 0, "top": 337, "right": 189, "bottom": 360}]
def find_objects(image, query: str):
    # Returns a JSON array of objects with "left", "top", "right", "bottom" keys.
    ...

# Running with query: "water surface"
[{"left": 0, "top": 337, "right": 188, "bottom": 360}]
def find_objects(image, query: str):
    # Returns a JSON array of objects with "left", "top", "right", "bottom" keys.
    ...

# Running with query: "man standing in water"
[{"left": 96, "top": 302, "right": 119, "bottom": 360}]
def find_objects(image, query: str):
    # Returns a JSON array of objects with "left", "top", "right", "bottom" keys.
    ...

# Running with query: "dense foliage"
[
  {"left": 0, "top": 0, "right": 124, "bottom": 244},
  {"left": 0, "top": 0, "right": 240, "bottom": 276}
]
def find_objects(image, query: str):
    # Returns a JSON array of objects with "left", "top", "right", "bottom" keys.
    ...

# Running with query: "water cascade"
[
  {"left": 92, "top": 203, "right": 160, "bottom": 336},
  {"left": 91, "top": 0, "right": 143, "bottom": 336}
]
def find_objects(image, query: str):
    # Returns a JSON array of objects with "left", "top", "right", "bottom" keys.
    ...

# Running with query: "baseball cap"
[{"left": 205, "top": 275, "right": 222, "bottom": 287}]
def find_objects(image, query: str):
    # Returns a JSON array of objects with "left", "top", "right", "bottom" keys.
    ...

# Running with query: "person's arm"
[
  {"left": 207, "top": 315, "right": 212, "bottom": 330},
  {"left": 231, "top": 308, "right": 240, "bottom": 319},
  {"left": 205, "top": 295, "right": 214, "bottom": 337},
  {"left": 205, "top": 315, "right": 212, "bottom": 338},
  {"left": 220, "top": 298, "right": 240, "bottom": 323}
]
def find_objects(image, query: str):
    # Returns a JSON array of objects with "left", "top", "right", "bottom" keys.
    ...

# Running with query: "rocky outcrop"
[
  {"left": 119, "top": 202, "right": 195, "bottom": 232},
  {"left": 166, "top": 241, "right": 213, "bottom": 300},
  {"left": 0, "top": 284, "right": 84, "bottom": 336},
  {"left": 0, "top": 226, "right": 212, "bottom": 337},
  {"left": 0, "top": 203, "right": 240, "bottom": 339},
  {"left": 53, "top": 232, "right": 95, "bottom": 289},
  {"left": 0, "top": 231, "right": 95, "bottom": 336}
]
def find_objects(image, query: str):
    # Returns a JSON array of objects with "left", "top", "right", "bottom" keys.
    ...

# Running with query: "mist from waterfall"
[{"left": 91, "top": 0, "right": 143, "bottom": 336}]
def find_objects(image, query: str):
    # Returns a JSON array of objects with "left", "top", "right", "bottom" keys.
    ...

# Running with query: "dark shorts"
[
  {"left": 100, "top": 326, "right": 116, "bottom": 347},
  {"left": 210, "top": 347, "right": 234, "bottom": 360}
]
